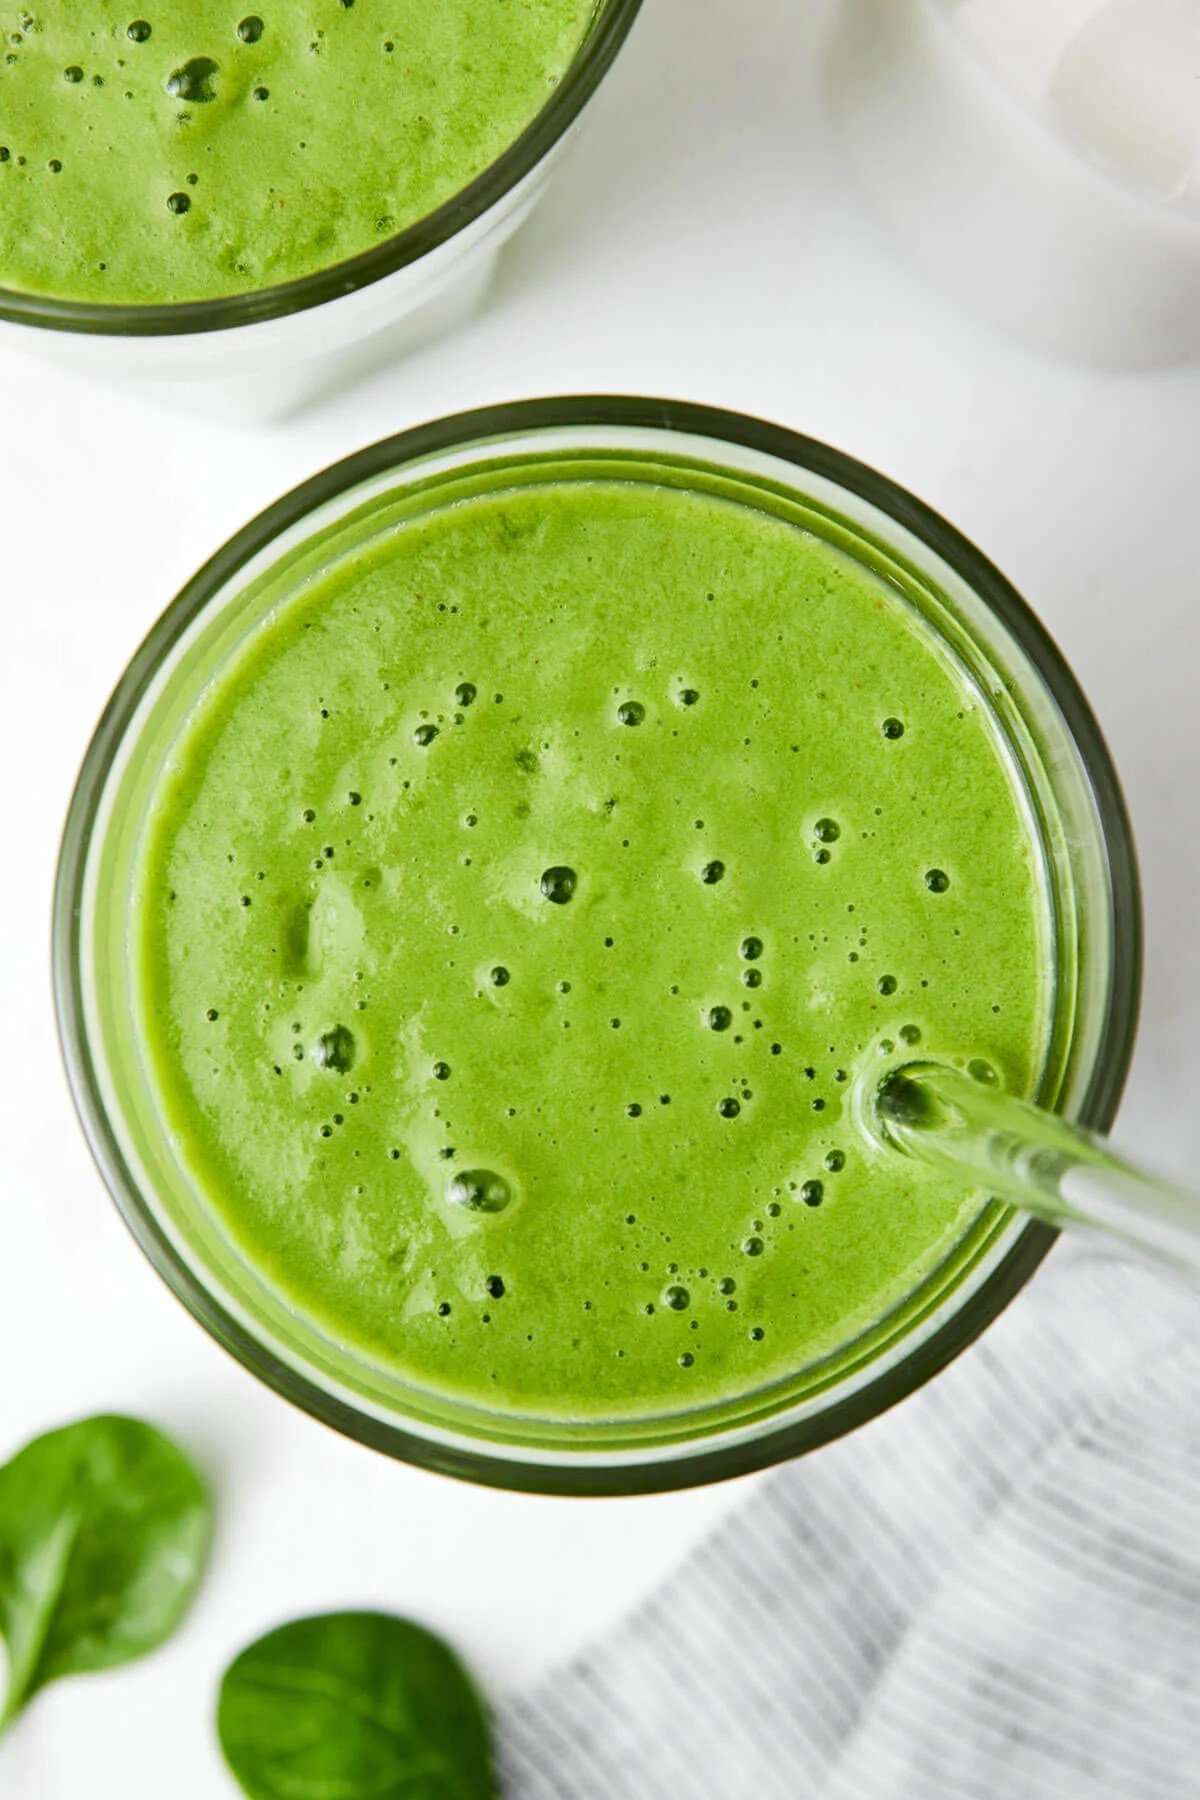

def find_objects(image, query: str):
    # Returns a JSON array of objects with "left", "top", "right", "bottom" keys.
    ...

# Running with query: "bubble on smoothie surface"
[
  {"left": 968, "top": 1058, "right": 999, "bottom": 1086},
  {"left": 447, "top": 1169, "right": 513, "bottom": 1215},
  {"left": 707, "top": 1006, "right": 732, "bottom": 1032},
  {"left": 801, "top": 1180, "right": 824, "bottom": 1208},
  {"left": 540, "top": 866, "right": 576, "bottom": 905},
  {"left": 312, "top": 1025, "right": 356, "bottom": 1073},
  {"left": 814, "top": 818, "right": 841, "bottom": 843},
  {"left": 617, "top": 700, "right": 645, "bottom": 727},
  {"left": 663, "top": 1284, "right": 690, "bottom": 1311},
  {"left": 882, "top": 717, "right": 905, "bottom": 740},
  {"left": 166, "top": 57, "right": 220, "bottom": 104},
  {"left": 455, "top": 681, "right": 477, "bottom": 707},
  {"left": 701, "top": 860, "right": 725, "bottom": 885},
  {"left": 740, "top": 936, "right": 763, "bottom": 961},
  {"left": 413, "top": 723, "right": 439, "bottom": 747},
  {"left": 236, "top": 15, "right": 265, "bottom": 42},
  {"left": 127, "top": 19, "right": 152, "bottom": 41},
  {"left": 925, "top": 868, "right": 951, "bottom": 893}
]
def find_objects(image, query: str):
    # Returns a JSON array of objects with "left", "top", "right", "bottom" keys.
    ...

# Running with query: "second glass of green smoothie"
[{"left": 0, "top": 3, "right": 642, "bottom": 405}]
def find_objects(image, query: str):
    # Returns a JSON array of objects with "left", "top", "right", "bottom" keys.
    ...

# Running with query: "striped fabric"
[{"left": 498, "top": 1244, "right": 1200, "bottom": 1798}]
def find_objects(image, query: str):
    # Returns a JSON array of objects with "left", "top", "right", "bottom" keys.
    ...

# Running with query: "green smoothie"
[
  {"left": 0, "top": 1, "right": 594, "bottom": 304},
  {"left": 132, "top": 462, "right": 1049, "bottom": 1421}
]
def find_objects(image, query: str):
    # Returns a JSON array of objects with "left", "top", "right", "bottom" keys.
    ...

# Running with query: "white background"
[{"left": 3, "top": 0, "right": 1199, "bottom": 1792}]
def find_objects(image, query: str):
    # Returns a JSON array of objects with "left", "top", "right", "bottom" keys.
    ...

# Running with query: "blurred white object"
[
  {"left": 828, "top": 0, "right": 1200, "bottom": 364},
  {"left": 945, "top": 0, "right": 1200, "bottom": 213}
]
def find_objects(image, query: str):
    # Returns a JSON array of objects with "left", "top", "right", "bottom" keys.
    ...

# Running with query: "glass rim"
[
  {"left": 0, "top": 0, "right": 643, "bottom": 339},
  {"left": 53, "top": 395, "right": 1143, "bottom": 1493}
]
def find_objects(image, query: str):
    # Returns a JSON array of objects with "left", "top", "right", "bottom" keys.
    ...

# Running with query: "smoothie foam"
[{"left": 132, "top": 462, "right": 1050, "bottom": 1420}]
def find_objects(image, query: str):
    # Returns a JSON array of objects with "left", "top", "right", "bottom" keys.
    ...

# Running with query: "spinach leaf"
[
  {"left": 0, "top": 1413, "right": 210, "bottom": 1732},
  {"left": 218, "top": 1611, "right": 497, "bottom": 1799}
]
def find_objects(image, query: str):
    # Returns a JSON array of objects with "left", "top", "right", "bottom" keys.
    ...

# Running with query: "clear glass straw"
[{"left": 868, "top": 1061, "right": 1200, "bottom": 1280}]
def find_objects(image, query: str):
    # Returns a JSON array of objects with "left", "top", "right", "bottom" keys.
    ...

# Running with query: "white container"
[
  {"left": 0, "top": 1, "right": 642, "bottom": 417},
  {"left": 826, "top": 0, "right": 1200, "bottom": 366}
]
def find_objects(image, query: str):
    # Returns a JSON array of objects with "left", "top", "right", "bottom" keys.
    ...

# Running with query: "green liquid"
[
  {"left": 133, "top": 466, "right": 1049, "bottom": 1421},
  {"left": 0, "top": 1, "right": 593, "bottom": 305}
]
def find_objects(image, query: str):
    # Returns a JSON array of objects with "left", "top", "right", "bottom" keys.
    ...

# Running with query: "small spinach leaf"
[
  {"left": 218, "top": 1611, "right": 497, "bottom": 1799},
  {"left": 0, "top": 1413, "right": 210, "bottom": 1732}
]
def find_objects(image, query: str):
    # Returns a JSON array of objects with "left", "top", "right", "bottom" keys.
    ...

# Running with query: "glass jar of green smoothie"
[
  {"left": 54, "top": 398, "right": 1140, "bottom": 1493},
  {"left": 0, "top": 4, "right": 641, "bottom": 408}
]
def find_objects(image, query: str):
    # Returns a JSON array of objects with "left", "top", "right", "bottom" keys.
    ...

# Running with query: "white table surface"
[{"left": 3, "top": 0, "right": 1198, "bottom": 1792}]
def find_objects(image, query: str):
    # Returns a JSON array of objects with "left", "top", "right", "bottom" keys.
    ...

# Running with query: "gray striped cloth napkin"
[{"left": 498, "top": 1243, "right": 1200, "bottom": 1798}]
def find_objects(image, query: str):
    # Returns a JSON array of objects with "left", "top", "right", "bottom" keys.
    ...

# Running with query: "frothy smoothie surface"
[
  {"left": 0, "top": 1, "right": 594, "bottom": 305},
  {"left": 134, "top": 464, "right": 1050, "bottom": 1420}
]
